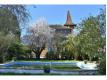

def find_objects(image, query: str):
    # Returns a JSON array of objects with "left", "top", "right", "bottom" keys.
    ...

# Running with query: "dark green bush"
[
  {"left": 61, "top": 51, "right": 74, "bottom": 60},
  {"left": 8, "top": 42, "right": 30, "bottom": 60},
  {"left": 43, "top": 65, "right": 50, "bottom": 73},
  {"left": 46, "top": 51, "right": 55, "bottom": 60},
  {"left": 98, "top": 57, "right": 106, "bottom": 75}
]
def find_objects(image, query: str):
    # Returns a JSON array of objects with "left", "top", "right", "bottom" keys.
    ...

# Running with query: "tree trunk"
[{"left": 32, "top": 46, "right": 45, "bottom": 59}]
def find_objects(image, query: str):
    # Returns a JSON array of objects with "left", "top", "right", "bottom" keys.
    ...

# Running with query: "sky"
[
  {"left": 22, "top": 5, "right": 105, "bottom": 36},
  {"left": 27, "top": 5, "right": 105, "bottom": 24}
]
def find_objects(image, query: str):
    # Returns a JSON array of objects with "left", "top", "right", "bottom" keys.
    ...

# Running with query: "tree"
[
  {"left": 23, "top": 18, "right": 54, "bottom": 59},
  {"left": 98, "top": 56, "right": 106, "bottom": 75},
  {"left": 8, "top": 42, "right": 30, "bottom": 60},
  {"left": 62, "top": 34, "right": 78, "bottom": 60},
  {"left": 0, "top": 5, "right": 29, "bottom": 25},
  {"left": 0, "top": 5, "right": 30, "bottom": 62},
  {"left": 97, "top": 9, "right": 106, "bottom": 36},
  {"left": 50, "top": 33, "right": 65, "bottom": 59},
  {"left": 0, "top": 5, "right": 30, "bottom": 39},
  {"left": 0, "top": 32, "right": 16, "bottom": 63},
  {"left": 77, "top": 16, "right": 105, "bottom": 61},
  {"left": 0, "top": 8, "right": 20, "bottom": 38}
]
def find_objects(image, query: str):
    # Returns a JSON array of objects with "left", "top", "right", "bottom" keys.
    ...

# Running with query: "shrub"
[
  {"left": 98, "top": 57, "right": 106, "bottom": 75},
  {"left": 43, "top": 65, "right": 50, "bottom": 73},
  {"left": 84, "top": 60, "right": 88, "bottom": 64},
  {"left": 8, "top": 42, "right": 30, "bottom": 60},
  {"left": 46, "top": 51, "right": 54, "bottom": 60}
]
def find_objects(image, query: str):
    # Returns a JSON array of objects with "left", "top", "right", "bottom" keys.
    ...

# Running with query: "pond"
[
  {"left": 0, "top": 61, "right": 97, "bottom": 69},
  {"left": 0, "top": 61, "right": 98, "bottom": 75}
]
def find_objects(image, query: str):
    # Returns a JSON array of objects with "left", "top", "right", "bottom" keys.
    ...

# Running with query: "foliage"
[
  {"left": 23, "top": 17, "right": 54, "bottom": 59},
  {"left": 62, "top": 34, "right": 78, "bottom": 60},
  {"left": 98, "top": 57, "right": 106, "bottom": 75},
  {"left": 0, "top": 32, "right": 16, "bottom": 63},
  {"left": 8, "top": 42, "right": 30, "bottom": 60},
  {"left": 52, "top": 65, "right": 80, "bottom": 70},
  {"left": 61, "top": 9, "right": 106, "bottom": 61},
  {"left": 43, "top": 65, "right": 51, "bottom": 73},
  {"left": 77, "top": 16, "right": 105, "bottom": 61},
  {"left": 0, "top": 8, "right": 20, "bottom": 38},
  {"left": 0, "top": 5, "right": 30, "bottom": 39},
  {"left": 97, "top": 9, "right": 106, "bottom": 36},
  {"left": 0, "top": 7, "right": 105, "bottom": 62},
  {"left": 46, "top": 51, "right": 55, "bottom": 60},
  {"left": 0, "top": 5, "right": 30, "bottom": 62},
  {"left": 0, "top": 5, "right": 30, "bottom": 25},
  {"left": 48, "top": 33, "right": 66, "bottom": 60}
]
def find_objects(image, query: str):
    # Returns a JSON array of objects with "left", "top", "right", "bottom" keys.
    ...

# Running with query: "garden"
[{"left": 0, "top": 5, "right": 106, "bottom": 75}]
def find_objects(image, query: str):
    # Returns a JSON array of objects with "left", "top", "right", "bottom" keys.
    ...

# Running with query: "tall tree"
[
  {"left": 0, "top": 5, "right": 29, "bottom": 39},
  {"left": 0, "top": 32, "right": 16, "bottom": 63},
  {"left": 78, "top": 16, "right": 105, "bottom": 61},
  {"left": 0, "top": 5, "right": 30, "bottom": 62},
  {"left": 0, "top": 8, "right": 20, "bottom": 37},
  {"left": 23, "top": 18, "right": 54, "bottom": 59},
  {"left": 1, "top": 5, "right": 29, "bottom": 25},
  {"left": 97, "top": 9, "right": 106, "bottom": 36},
  {"left": 62, "top": 34, "right": 78, "bottom": 60}
]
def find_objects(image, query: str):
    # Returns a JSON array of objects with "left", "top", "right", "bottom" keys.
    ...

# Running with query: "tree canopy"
[{"left": 0, "top": 5, "right": 30, "bottom": 38}]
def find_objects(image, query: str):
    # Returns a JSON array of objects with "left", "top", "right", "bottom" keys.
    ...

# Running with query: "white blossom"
[{"left": 24, "top": 17, "right": 55, "bottom": 49}]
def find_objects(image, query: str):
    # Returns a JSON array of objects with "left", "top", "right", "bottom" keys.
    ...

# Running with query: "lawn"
[
  {"left": 0, "top": 64, "right": 80, "bottom": 70},
  {"left": 52, "top": 65, "right": 80, "bottom": 70},
  {"left": 0, "top": 60, "right": 81, "bottom": 70},
  {"left": 15, "top": 60, "right": 80, "bottom": 62}
]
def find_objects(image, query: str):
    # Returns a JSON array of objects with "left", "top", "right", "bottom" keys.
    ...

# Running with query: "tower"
[{"left": 64, "top": 10, "right": 76, "bottom": 29}]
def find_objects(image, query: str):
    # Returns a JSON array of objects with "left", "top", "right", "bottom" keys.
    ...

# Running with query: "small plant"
[
  {"left": 43, "top": 65, "right": 50, "bottom": 73},
  {"left": 12, "top": 57, "right": 16, "bottom": 61},
  {"left": 98, "top": 57, "right": 106, "bottom": 75},
  {"left": 84, "top": 60, "right": 88, "bottom": 64}
]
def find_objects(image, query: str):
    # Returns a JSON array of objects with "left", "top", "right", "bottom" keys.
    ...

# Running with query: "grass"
[
  {"left": 0, "top": 59, "right": 81, "bottom": 70},
  {"left": 0, "top": 63, "right": 80, "bottom": 70},
  {"left": 52, "top": 66, "right": 80, "bottom": 70},
  {"left": 15, "top": 59, "right": 81, "bottom": 62},
  {"left": 52, "top": 65, "right": 80, "bottom": 70},
  {"left": 0, "top": 65, "right": 80, "bottom": 70}
]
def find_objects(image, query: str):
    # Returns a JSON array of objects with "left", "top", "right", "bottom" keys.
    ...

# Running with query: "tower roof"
[{"left": 64, "top": 10, "right": 76, "bottom": 27}]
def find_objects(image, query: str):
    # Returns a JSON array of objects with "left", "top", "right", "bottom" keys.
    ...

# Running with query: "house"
[{"left": 40, "top": 10, "right": 76, "bottom": 59}]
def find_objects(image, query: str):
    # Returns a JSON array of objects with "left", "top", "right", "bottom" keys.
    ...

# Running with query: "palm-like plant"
[{"left": 62, "top": 34, "right": 78, "bottom": 60}]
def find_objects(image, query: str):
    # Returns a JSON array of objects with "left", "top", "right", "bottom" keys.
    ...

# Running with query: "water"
[
  {"left": 0, "top": 61, "right": 97, "bottom": 69},
  {"left": 0, "top": 61, "right": 98, "bottom": 75},
  {"left": 0, "top": 69, "right": 43, "bottom": 74},
  {"left": 0, "top": 68, "right": 97, "bottom": 75}
]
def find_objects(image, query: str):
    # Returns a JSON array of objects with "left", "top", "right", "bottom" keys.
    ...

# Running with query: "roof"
[
  {"left": 64, "top": 10, "right": 76, "bottom": 26},
  {"left": 49, "top": 25, "right": 72, "bottom": 30}
]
